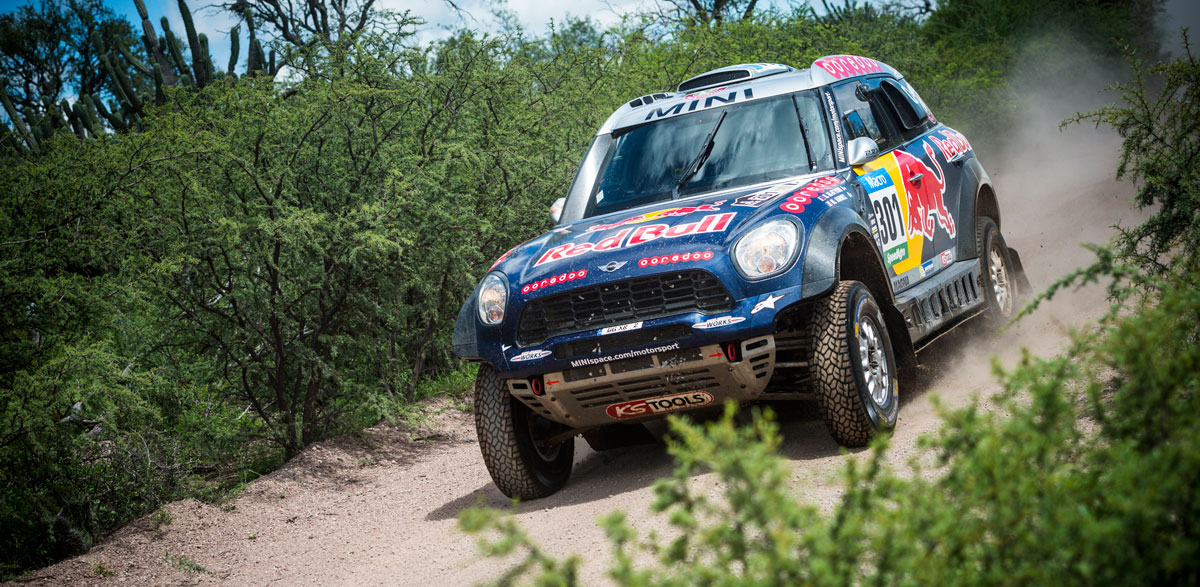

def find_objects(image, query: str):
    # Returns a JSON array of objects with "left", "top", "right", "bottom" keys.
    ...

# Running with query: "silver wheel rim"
[
  {"left": 988, "top": 243, "right": 1013, "bottom": 315},
  {"left": 856, "top": 315, "right": 891, "bottom": 407}
]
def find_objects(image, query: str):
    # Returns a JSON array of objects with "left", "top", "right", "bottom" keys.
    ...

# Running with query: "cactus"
[
  {"left": 177, "top": 0, "right": 207, "bottom": 88},
  {"left": 100, "top": 53, "right": 143, "bottom": 114},
  {"left": 198, "top": 33, "right": 215, "bottom": 82},
  {"left": 228, "top": 24, "right": 240, "bottom": 76},
  {"left": 161, "top": 18, "right": 193, "bottom": 83},
  {"left": 133, "top": 0, "right": 176, "bottom": 85},
  {"left": 153, "top": 64, "right": 166, "bottom": 105},
  {"left": 76, "top": 96, "right": 104, "bottom": 137},
  {"left": 115, "top": 37, "right": 153, "bottom": 76},
  {"left": 1, "top": 88, "right": 38, "bottom": 153}
]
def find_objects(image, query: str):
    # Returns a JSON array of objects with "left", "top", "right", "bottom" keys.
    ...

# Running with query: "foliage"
[
  {"left": 0, "top": 0, "right": 1173, "bottom": 579},
  {"left": 1066, "top": 32, "right": 1200, "bottom": 277}
]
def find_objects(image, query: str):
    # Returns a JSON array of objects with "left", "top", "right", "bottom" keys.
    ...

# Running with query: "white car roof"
[{"left": 597, "top": 55, "right": 902, "bottom": 135}]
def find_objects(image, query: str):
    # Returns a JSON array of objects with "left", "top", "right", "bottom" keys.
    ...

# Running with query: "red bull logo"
[{"left": 894, "top": 143, "right": 955, "bottom": 240}]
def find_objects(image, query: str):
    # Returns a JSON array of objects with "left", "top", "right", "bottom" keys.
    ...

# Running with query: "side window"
[
  {"left": 880, "top": 78, "right": 933, "bottom": 139},
  {"left": 832, "top": 78, "right": 902, "bottom": 153}
]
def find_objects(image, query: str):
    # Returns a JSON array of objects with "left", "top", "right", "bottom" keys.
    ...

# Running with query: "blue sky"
[{"left": 1, "top": 0, "right": 1196, "bottom": 72}]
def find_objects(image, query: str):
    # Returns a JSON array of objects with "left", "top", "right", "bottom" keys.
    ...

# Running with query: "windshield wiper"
[{"left": 673, "top": 110, "right": 728, "bottom": 200}]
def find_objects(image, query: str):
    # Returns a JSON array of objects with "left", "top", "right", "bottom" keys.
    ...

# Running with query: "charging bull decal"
[
  {"left": 894, "top": 142, "right": 955, "bottom": 240},
  {"left": 855, "top": 135, "right": 959, "bottom": 278}
]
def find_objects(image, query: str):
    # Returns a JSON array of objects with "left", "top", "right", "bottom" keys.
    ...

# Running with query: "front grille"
[
  {"left": 553, "top": 323, "right": 694, "bottom": 359},
  {"left": 517, "top": 270, "right": 733, "bottom": 346}
]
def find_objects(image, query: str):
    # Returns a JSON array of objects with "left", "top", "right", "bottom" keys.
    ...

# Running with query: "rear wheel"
[
  {"left": 810, "top": 281, "right": 899, "bottom": 447},
  {"left": 474, "top": 365, "right": 574, "bottom": 499},
  {"left": 976, "top": 217, "right": 1017, "bottom": 325}
]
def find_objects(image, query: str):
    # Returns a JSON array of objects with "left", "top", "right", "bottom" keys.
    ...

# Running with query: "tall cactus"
[
  {"left": 177, "top": 0, "right": 207, "bottom": 87},
  {"left": 161, "top": 18, "right": 193, "bottom": 84},
  {"left": 228, "top": 24, "right": 240, "bottom": 76},
  {"left": 1, "top": 88, "right": 38, "bottom": 153},
  {"left": 198, "top": 33, "right": 215, "bottom": 82},
  {"left": 115, "top": 37, "right": 153, "bottom": 76},
  {"left": 132, "top": 0, "right": 175, "bottom": 85}
]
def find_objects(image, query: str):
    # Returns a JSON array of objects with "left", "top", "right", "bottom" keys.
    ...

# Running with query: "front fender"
[{"left": 799, "top": 205, "right": 875, "bottom": 299}]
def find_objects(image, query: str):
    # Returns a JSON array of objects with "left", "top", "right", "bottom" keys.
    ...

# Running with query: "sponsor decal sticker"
[
  {"left": 940, "top": 249, "right": 954, "bottom": 267},
  {"left": 693, "top": 316, "right": 746, "bottom": 330},
  {"left": 895, "top": 143, "right": 955, "bottom": 240},
  {"left": 733, "top": 182, "right": 806, "bottom": 208},
  {"left": 779, "top": 176, "right": 847, "bottom": 214},
  {"left": 511, "top": 349, "right": 552, "bottom": 362},
  {"left": 606, "top": 391, "right": 715, "bottom": 420},
  {"left": 892, "top": 275, "right": 910, "bottom": 290},
  {"left": 598, "top": 260, "right": 626, "bottom": 273},
  {"left": 921, "top": 259, "right": 936, "bottom": 276},
  {"left": 684, "top": 86, "right": 728, "bottom": 101},
  {"left": 501, "top": 344, "right": 512, "bottom": 352},
  {"left": 599, "top": 321, "right": 643, "bottom": 336},
  {"left": 823, "top": 88, "right": 846, "bottom": 164},
  {"left": 521, "top": 269, "right": 587, "bottom": 294},
  {"left": 930, "top": 129, "right": 973, "bottom": 162},
  {"left": 751, "top": 293, "right": 784, "bottom": 315},
  {"left": 569, "top": 342, "right": 681, "bottom": 368},
  {"left": 536, "top": 213, "right": 736, "bottom": 267},
  {"left": 861, "top": 168, "right": 912, "bottom": 267},
  {"left": 638, "top": 250, "right": 713, "bottom": 267},
  {"left": 814, "top": 55, "right": 884, "bottom": 80}
]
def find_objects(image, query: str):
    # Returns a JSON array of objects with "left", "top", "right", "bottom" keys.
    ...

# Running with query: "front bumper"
[{"left": 506, "top": 336, "right": 777, "bottom": 428}]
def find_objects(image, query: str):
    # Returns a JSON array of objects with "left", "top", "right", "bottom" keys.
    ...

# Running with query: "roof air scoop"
[{"left": 676, "top": 63, "right": 794, "bottom": 94}]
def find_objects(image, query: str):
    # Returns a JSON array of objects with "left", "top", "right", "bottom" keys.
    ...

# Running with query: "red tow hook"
[
  {"left": 724, "top": 341, "right": 741, "bottom": 362},
  {"left": 530, "top": 375, "right": 545, "bottom": 396}
]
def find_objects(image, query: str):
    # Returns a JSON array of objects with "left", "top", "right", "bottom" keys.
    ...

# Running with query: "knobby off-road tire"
[
  {"left": 474, "top": 364, "right": 574, "bottom": 500},
  {"left": 810, "top": 281, "right": 899, "bottom": 447},
  {"left": 976, "top": 217, "right": 1018, "bottom": 327}
]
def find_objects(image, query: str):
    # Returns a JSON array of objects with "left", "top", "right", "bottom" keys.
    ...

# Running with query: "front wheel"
[
  {"left": 810, "top": 281, "right": 899, "bottom": 447},
  {"left": 474, "top": 365, "right": 574, "bottom": 499}
]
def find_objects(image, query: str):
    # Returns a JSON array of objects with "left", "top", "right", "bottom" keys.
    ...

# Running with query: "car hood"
[{"left": 491, "top": 175, "right": 846, "bottom": 294}]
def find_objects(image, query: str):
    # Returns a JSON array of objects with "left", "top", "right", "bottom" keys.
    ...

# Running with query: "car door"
[{"left": 833, "top": 76, "right": 964, "bottom": 292}]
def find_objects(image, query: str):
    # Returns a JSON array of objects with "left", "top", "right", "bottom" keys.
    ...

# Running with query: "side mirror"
[
  {"left": 549, "top": 197, "right": 565, "bottom": 224},
  {"left": 847, "top": 137, "right": 879, "bottom": 167}
]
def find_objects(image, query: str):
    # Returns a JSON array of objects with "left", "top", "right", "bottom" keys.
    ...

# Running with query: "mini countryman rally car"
[{"left": 453, "top": 55, "right": 1030, "bottom": 499}]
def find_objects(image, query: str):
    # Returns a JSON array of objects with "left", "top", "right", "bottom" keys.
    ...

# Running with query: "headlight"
[
  {"left": 732, "top": 219, "right": 802, "bottom": 280},
  {"left": 477, "top": 273, "right": 507, "bottom": 325}
]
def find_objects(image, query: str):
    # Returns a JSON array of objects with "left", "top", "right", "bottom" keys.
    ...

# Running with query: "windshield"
[{"left": 570, "top": 91, "right": 833, "bottom": 220}]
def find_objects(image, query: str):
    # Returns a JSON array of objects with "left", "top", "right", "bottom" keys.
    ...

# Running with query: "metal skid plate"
[{"left": 507, "top": 336, "right": 776, "bottom": 428}]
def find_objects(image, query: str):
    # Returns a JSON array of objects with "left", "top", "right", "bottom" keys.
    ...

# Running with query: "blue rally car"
[{"left": 453, "top": 55, "right": 1028, "bottom": 499}]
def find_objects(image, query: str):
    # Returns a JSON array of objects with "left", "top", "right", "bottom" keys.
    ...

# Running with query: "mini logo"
[
  {"left": 692, "top": 316, "right": 746, "bottom": 329},
  {"left": 606, "top": 391, "right": 715, "bottom": 419},
  {"left": 599, "top": 321, "right": 643, "bottom": 336},
  {"left": 510, "top": 349, "right": 551, "bottom": 362},
  {"left": 599, "top": 260, "right": 627, "bottom": 273}
]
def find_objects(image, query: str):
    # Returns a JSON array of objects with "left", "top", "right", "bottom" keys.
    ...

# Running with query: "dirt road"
[{"left": 20, "top": 52, "right": 1145, "bottom": 587}]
